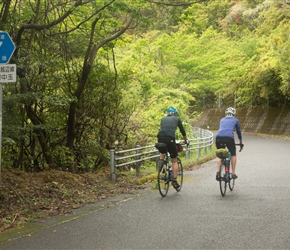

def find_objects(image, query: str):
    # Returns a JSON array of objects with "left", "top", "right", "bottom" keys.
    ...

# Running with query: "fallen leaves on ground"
[{"left": 0, "top": 169, "right": 148, "bottom": 233}]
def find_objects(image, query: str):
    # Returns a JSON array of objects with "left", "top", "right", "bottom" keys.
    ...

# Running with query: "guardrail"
[{"left": 109, "top": 127, "right": 214, "bottom": 181}]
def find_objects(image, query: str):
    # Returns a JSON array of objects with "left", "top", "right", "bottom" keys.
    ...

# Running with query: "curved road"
[{"left": 1, "top": 134, "right": 290, "bottom": 249}]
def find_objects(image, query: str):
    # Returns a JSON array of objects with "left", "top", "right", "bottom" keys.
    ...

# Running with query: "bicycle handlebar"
[
  {"left": 235, "top": 143, "right": 244, "bottom": 152},
  {"left": 176, "top": 139, "right": 190, "bottom": 146}
]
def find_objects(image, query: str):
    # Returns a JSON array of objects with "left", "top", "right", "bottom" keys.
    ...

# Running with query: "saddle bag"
[
  {"left": 216, "top": 148, "right": 229, "bottom": 158},
  {"left": 155, "top": 143, "right": 167, "bottom": 154}
]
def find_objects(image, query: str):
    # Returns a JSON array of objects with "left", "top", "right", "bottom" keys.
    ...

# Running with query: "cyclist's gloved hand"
[
  {"left": 185, "top": 139, "right": 190, "bottom": 145},
  {"left": 239, "top": 142, "right": 244, "bottom": 151}
]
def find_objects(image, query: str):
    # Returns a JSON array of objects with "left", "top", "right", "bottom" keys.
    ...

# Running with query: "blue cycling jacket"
[{"left": 216, "top": 116, "right": 242, "bottom": 140}]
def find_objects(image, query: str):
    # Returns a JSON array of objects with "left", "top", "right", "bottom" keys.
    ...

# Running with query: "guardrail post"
[
  {"left": 110, "top": 150, "right": 116, "bottom": 182},
  {"left": 156, "top": 150, "right": 160, "bottom": 171},
  {"left": 204, "top": 137, "right": 207, "bottom": 155},
  {"left": 136, "top": 145, "right": 141, "bottom": 175},
  {"left": 186, "top": 143, "right": 190, "bottom": 160},
  {"left": 198, "top": 139, "right": 201, "bottom": 158}
]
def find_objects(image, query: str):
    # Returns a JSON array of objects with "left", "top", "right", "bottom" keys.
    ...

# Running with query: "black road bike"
[
  {"left": 216, "top": 143, "right": 244, "bottom": 196},
  {"left": 155, "top": 141, "right": 185, "bottom": 197}
]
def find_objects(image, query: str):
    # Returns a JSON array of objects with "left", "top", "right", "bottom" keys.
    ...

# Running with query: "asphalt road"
[{"left": 1, "top": 134, "right": 290, "bottom": 250}]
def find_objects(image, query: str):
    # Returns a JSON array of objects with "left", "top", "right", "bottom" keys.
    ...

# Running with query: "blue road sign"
[{"left": 0, "top": 31, "right": 16, "bottom": 64}]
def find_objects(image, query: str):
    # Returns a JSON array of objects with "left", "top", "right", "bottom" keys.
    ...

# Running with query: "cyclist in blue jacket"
[
  {"left": 216, "top": 107, "right": 243, "bottom": 181},
  {"left": 157, "top": 106, "right": 188, "bottom": 189}
]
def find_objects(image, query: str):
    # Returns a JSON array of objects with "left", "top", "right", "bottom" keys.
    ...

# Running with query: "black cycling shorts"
[
  {"left": 216, "top": 137, "right": 236, "bottom": 156},
  {"left": 157, "top": 137, "right": 178, "bottom": 158}
]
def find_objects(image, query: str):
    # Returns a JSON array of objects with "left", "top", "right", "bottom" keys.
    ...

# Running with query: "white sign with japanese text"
[{"left": 0, "top": 64, "right": 16, "bottom": 82}]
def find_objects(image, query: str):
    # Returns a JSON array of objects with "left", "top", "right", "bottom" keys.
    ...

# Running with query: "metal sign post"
[
  {"left": 0, "top": 83, "right": 2, "bottom": 181},
  {"left": 0, "top": 31, "right": 16, "bottom": 181}
]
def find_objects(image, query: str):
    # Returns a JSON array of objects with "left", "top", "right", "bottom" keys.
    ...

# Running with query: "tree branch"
[
  {"left": 87, "top": 14, "right": 133, "bottom": 66},
  {"left": 148, "top": 0, "right": 203, "bottom": 7}
]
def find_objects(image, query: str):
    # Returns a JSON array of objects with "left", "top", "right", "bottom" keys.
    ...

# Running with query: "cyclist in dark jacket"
[
  {"left": 216, "top": 107, "right": 243, "bottom": 180},
  {"left": 157, "top": 106, "right": 188, "bottom": 189}
]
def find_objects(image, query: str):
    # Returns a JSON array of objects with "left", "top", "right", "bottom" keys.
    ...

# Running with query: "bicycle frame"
[
  {"left": 223, "top": 152, "right": 231, "bottom": 180},
  {"left": 164, "top": 154, "right": 173, "bottom": 181},
  {"left": 218, "top": 143, "right": 243, "bottom": 196},
  {"left": 155, "top": 141, "right": 185, "bottom": 197}
]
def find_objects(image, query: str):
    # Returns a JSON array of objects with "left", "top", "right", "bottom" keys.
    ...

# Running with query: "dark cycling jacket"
[
  {"left": 216, "top": 116, "right": 242, "bottom": 140},
  {"left": 157, "top": 115, "right": 186, "bottom": 140}
]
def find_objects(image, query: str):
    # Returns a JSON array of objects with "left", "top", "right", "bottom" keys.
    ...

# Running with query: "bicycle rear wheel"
[
  {"left": 175, "top": 158, "right": 183, "bottom": 192},
  {"left": 219, "top": 164, "right": 227, "bottom": 196},
  {"left": 157, "top": 161, "right": 169, "bottom": 197},
  {"left": 229, "top": 172, "right": 235, "bottom": 191}
]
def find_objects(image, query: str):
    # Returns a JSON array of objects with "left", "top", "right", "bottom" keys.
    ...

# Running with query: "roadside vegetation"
[{"left": 0, "top": 148, "right": 216, "bottom": 233}]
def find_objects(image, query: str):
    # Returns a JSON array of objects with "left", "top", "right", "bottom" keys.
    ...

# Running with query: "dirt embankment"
[
  {"left": 0, "top": 170, "right": 147, "bottom": 233},
  {"left": 193, "top": 107, "right": 290, "bottom": 135}
]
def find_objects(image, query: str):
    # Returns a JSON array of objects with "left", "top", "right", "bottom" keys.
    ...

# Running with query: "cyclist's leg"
[
  {"left": 175, "top": 158, "right": 183, "bottom": 192},
  {"left": 171, "top": 157, "right": 178, "bottom": 178},
  {"left": 159, "top": 153, "right": 166, "bottom": 161},
  {"left": 167, "top": 139, "right": 178, "bottom": 177},
  {"left": 217, "top": 158, "right": 222, "bottom": 172},
  {"left": 157, "top": 153, "right": 165, "bottom": 171},
  {"left": 157, "top": 138, "right": 167, "bottom": 168},
  {"left": 216, "top": 158, "right": 222, "bottom": 181},
  {"left": 171, "top": 158, "right": 180, "bottom": 189},
  {"left": 167, "top": 140, "right": 180, "bottom": 188},
  {"left": 225, "top": 137, "right": 237, "bottom": 178},
  {"left": 215, "top": 137, "right": 225, "bottom": 180},
  {"left": 231, "top": 155, "right": 237, "bottom": 175}
]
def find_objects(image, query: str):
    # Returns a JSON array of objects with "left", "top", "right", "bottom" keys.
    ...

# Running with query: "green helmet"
[{"left": 167, "top": 106, "right": 178, "bottom": 115}]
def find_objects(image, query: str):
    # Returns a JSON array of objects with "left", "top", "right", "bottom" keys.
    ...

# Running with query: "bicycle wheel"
[
  {"left": 175, "top": 158, "right": 183, "bottom": 192},
  {"left": 229, "top": 172, "right": 235, "bottom": 191},
  {"left": 157, "top": 161, "right": 169, "bottom": 197},
  {"left": 219, "top": 164, "right": 227, "bottom": 196}
]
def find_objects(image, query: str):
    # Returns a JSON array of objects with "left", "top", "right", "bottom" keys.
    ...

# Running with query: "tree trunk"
[
  {"left": 25, "top": 106, "right": 54, "bottom": 167},
  {"left": 65, "top": 15, "right": 133, "bottom": 149}
]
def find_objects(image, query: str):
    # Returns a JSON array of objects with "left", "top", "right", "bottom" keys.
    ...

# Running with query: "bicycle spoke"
[
  {"left": 219, "top": 164, "right": 227, "bottom": 196},
  {"left": 157, "top": 162, "right": 169, "bottom": 197},
  {"left": 175, "top": 158, "right": 183, "bottom": 192}
]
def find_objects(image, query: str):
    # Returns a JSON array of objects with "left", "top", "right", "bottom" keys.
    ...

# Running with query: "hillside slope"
[{"left": 193, "top": 107, "right": 290, "bottom": 135}]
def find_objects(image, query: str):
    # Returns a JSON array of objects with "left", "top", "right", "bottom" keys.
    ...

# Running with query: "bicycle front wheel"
[
  {"left": 219, "top": 164, "right": 227, "bottom": 196},
  {"left": 229, "top": 172, "right": 235, "bottom": 191},
  {"left": 175, "top": 158, "right": 183, "bottom": 192},
  {"left": 157, "top": 161, "right": 169, "bottom": 197}
]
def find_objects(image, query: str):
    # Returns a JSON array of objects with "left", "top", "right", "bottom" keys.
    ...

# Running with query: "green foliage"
[
  {"left": 1, "top": 0, "right": 290, "bottom": 173},
  {"left": 51, "top": 146, "right": 75, "bottom": 171}
]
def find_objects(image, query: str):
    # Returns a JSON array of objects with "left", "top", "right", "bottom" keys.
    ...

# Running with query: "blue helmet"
[{"left": 167, "top": 106, "right": 178, "bottom": 115}]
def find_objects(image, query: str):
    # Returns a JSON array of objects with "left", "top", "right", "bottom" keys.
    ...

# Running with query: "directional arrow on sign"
[{"left": 0, "top": 31, "right": 16, "bottom": 64}]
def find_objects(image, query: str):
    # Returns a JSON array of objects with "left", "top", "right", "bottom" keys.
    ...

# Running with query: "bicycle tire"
[
  {"left": 229, "top": 173, "right": 235, "bottom": 191},
  {"left": 219, "top": 163, "right": 227, "bottom": 196},
  {"left": 175, "top": 158, "right": 183, "bottom": 192},
  {"left": 157, "top": 161, "right": 169, "bottom": 197}
]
